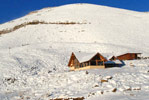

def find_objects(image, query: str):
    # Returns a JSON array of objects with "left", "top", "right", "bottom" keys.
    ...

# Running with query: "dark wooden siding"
[
  {"left": 117, "top": 53, "right": 140, "bottom": 60},
  {"left": 68, "top": 53, "right": 80, "bottom": 67}
]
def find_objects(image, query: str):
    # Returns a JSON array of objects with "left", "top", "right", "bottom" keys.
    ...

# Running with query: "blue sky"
[{"left": 0, "top": 0, "right": 149, "bottom": 24}]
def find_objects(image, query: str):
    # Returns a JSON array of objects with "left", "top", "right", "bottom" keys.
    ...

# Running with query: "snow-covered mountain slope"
[
  {"left": 0, "top": 4, "right": 149, "bottom": 100},
  {"left": 0, "top": 4, "right": 149, "bottom": 52}
]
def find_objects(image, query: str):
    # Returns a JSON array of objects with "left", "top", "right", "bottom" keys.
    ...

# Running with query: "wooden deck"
[{"left": 70, "top": 65, "right": 105, "bottom": 71}]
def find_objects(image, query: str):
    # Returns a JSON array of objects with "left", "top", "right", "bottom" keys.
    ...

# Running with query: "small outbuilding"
[{"left": 114, "top": 53, "right": 141, "bottom": 60}]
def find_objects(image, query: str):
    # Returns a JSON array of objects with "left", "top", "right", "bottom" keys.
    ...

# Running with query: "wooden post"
[
  {"left": 72, "top": 59, "right": 74, "bottom": 65},
  {"left": 96, "top": 60, "right": 98, "bottom": 66}
]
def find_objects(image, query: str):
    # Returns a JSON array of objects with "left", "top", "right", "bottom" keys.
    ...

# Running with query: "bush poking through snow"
[
  {"left": 85, "top": 71, "right": 89, "bottom": 74},
  {"left": 101, "top": 91, "right": 104, "bottom": 94},
  {"left": 101, "top": 79, "right": 108, "bottom": 83},
  {"left": 133, "top": 87, "right": 141, "bottom": 91},
  {"left": 94, "top": 85, "right": 99, "bottom": 87},
  {"left": 106, "top": 76, "right": 113, "bottom": 80},
  {"left": 5, "top": 78, "right": 16, "bottom": 84},
  {"left": 124, "top": 88, "right": 132, "bottom": 91},
  {"left": 112, "top": 88, "right": 117, "bottom": 92}
]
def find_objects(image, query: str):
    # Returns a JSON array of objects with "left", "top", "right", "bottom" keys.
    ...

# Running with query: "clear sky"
[{"left": 0, "top": 0, "right": 149, "bottom": 24}]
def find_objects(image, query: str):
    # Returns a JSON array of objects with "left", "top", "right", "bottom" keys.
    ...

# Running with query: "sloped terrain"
[{"left": 0, "top": 4, "right": 149, "bottom": 100}]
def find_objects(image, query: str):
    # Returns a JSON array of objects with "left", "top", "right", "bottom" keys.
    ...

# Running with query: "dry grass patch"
[{"left": 0, "top": 20, "right": 87, "bottom": 35}]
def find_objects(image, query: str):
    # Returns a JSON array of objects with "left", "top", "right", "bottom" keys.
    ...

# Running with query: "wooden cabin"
[
  {"left": 114, "top": 53, "right": 141, "bottom": 60},
  {"left": 68, "top": 52, "right": 119, "bottom": 71}
]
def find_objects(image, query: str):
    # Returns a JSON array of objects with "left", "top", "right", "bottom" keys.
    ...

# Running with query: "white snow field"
[{"left": 0, "top": 3, "right": 149, "bottom": 100}]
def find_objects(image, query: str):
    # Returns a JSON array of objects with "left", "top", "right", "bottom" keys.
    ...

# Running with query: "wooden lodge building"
[
  {"left": 68, "top": 52, "right": 141, "bottom": 71},
  {"left": 68, "top": 52, "right": 122, "bottom": 71}
]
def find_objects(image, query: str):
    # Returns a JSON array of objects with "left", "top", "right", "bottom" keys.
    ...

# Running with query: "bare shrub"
[
  {"left": 5, "top": 77, "right": 16, "bottom": 84},
  {"left": 101, "top": 79, "right": 108, "bottom": 83},
  {"left": 112, "top": 88, "right": 117, "bottom": 92}
]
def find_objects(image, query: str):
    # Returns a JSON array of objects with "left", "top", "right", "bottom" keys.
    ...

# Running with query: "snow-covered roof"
[
  {"left": 101, "top": 53, "right": 114, "bottom": 60},
  {"left": 104, "top": 60, "right": 122, "bottom": 64},
  {"left": 74, "top": 52, "right": 96, "bottom": 63},
  {"left": 113, "top": 60, "right": 123, "bottom": 64},
  {"left": 73, "top": 52, "right": 114, "bottom": 63}
]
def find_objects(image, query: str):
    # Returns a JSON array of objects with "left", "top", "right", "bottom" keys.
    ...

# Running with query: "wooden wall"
[{"left": 117, "top": 53, "right": 138, "bottom": 60}]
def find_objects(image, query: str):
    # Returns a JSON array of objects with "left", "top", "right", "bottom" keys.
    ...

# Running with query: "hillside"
[{"left": 0, "top": 4, "right": 149, "bottom": 100}]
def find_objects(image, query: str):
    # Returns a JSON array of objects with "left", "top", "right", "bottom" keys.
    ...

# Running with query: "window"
[{"left": 98, "top": 62, "right": 103, "bottom": 65}]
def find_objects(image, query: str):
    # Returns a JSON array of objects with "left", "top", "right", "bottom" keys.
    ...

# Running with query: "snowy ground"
[
  {"left": 0, "top": 3, "right": 149, "bottom": 100},
  {"left": 0, "top": 59, "right": 149, "bottom": 100}
]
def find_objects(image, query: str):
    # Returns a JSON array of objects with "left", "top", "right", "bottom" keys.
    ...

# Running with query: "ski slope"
[{"left": 0, "top": 4, "right": 149, "bottom": 100}]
